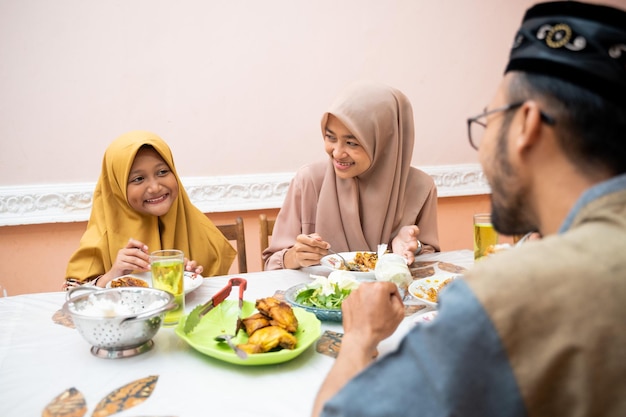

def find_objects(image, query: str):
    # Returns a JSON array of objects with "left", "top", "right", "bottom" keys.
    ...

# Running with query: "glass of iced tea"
[
  {"left": 150, "top": 249, "right": 184, "bottom": 326},
  {"left": 473, "top": 213, "right": 498, "bottom": 260}
]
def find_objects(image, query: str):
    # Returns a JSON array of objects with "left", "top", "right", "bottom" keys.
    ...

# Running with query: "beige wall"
[
  {"left": 0, "top": 0, "right": 541, "bottom": 186},
  {"left": 0, "top": 195, "right": 495, "bottom": 296}
]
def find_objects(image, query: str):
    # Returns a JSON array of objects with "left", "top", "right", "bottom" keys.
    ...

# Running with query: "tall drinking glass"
[
  {"left": 150, "top": 249, "right": 184, "bottom": 326},
  {"left": 473, "top": 213, "right": 498, "bottom": 260}
]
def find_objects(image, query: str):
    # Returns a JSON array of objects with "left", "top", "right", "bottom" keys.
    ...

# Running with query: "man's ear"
[{"left": 514, "top": 101, "right": 543, "bottom": 154}]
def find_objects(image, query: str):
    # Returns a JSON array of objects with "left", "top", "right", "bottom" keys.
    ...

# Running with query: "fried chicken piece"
[
  {"left": 237, "top": 325, "right": 297, "bottom": 354},
  {"left": 255, "top": 297, "right": 298, "bottom": 333},
  {"left": 236, "top": 343, "right": 264, "bottom": 354},
  {"left": 241, "top": 312, "right": 270, "bottom": 336},
  {"left": 255, "top": 296, "right": 281, "bottom": 312}
]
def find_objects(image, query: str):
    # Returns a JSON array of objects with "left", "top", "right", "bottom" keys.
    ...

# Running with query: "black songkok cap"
[{"left": 505, "top": 1, "right": 626, "bottom": 105}]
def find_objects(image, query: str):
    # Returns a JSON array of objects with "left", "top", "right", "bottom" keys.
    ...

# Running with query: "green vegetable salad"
[{"left": 295, "top": 271, "right": 360, "bottom": 310}]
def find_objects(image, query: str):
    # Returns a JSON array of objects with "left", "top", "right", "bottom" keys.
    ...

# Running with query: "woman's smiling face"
[
  {"left": 323, "top": 114, "right": 371, "bottom": 179},
  {"left": 126, "top": 146, "right": 179, "bottom": 217}
]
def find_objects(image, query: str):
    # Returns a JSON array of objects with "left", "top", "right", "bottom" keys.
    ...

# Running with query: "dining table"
[{"left": 0, "top": 250, "right": 473, "bottom": 417}]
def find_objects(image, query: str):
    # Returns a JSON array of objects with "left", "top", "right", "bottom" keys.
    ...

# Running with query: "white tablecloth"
[{"left": 0, "top": 250, "right": 472, "bottom": 417}]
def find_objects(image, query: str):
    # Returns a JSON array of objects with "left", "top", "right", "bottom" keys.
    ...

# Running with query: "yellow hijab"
[{"left": 66, "top": 131, "right": 235, "bottom": 282}]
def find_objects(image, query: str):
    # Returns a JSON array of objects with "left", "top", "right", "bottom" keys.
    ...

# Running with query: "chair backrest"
[
  {"left": 259, "top": 214, "right": 275, "bottom": 266},
  {"left": 216, "top": 217, "right": 248, "bottom": 273}
]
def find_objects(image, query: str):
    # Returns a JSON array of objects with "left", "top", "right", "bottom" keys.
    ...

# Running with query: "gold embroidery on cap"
[
  {"left": 609, "top": 44, "right": 626, "bottom": 59},
  {"left": 546, "top": 23, "right": 571, "bottom": 48},
  {"left": 512, "top": 33, "right": 524, "bottom": 49},
  {"left": 537, "top": 23, "right": 586, "bottom": 51},
  {"left": 566, "top": 35, "right": 586, "bottom": 51}
]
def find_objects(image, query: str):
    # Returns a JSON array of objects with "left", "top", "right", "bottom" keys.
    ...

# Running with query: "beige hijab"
[
  {"left": 66, "top": 131, "right": 235, "bottom": 282},
  {"left": 316, "top": 81, "right": 418, "bottom": 251}
]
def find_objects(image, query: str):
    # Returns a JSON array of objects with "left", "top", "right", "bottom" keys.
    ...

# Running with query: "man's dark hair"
[{"left": 507, "top": 72, "right": 626, "bottom": 176}]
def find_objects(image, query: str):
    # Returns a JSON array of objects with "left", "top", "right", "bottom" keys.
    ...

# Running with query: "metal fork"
[
  {"left": 215, "top": 334, "right": 248, "bottom": 359},
  {"left": 328, "top": 249, "right": 360, "bottom": 271}
]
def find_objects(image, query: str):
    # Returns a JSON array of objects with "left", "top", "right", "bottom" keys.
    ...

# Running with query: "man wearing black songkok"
[{"left": 313, "top": 2, "right": 626, "bottom": 416}]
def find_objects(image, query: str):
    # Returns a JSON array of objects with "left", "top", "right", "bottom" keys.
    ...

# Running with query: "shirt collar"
[{"left": 559, "top": 173, "right": 626, "bottom": 233}]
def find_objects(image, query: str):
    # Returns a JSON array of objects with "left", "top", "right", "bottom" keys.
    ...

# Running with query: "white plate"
[
  {"left": 407, "top": 274, "right": 459, "bottom": 308},
  {"left": 320, "top": 251, "right": 377, "bottom": 280},
  {"left": 106, "top": 271, "right": 203, "bottom": 295}
]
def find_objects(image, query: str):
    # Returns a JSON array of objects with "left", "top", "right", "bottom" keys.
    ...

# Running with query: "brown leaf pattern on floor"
[
  {"left": 316, "top": 330, "right": 343, "bottom": 358},
  {"left": 410, "top": 262, "right": 467, "bottom": 279},
  {"left": 410, "top": 261, "right": 437, "bottom": 268},
  {"left": 42, "top": 387, "right": 87, "bottom": 417},
  {"left": 437, "top": 261, "right": 468, "bottom": 274},
  {"left": 91, "top": 375, "right": 159, "bottom": 417},
  {"left": 410, "top": 265, "right": 436, "bottom": 278},
  {"left": 52, "top": 309, "right": 75, "bottom": 329}
]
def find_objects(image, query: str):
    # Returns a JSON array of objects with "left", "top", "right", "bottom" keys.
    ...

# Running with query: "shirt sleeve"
[{"left": 320, "top": 279, "right": 527, "bottom": 417}]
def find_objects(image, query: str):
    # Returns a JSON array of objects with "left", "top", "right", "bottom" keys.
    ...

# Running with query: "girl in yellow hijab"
[{"left": 64, "top": 131, "right": 235, "bottom": 288}]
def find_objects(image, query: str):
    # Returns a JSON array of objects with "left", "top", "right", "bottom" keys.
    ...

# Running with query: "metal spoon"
[{"left": 214, "top": 334, "right": 248, "bottom": 359}]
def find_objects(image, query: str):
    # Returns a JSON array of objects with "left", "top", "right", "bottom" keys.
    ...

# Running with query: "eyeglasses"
[{"left": 467, "top": 102, "right": 556, "bottom": 150}]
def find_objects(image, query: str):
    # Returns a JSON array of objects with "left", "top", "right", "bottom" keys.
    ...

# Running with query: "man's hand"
[{"left": 311, "top": 281, "right": 405, "bottom": 417}]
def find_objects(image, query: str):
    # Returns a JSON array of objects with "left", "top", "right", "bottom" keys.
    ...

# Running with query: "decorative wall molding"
[{"left": 0, "top": 164, "right": 489, "bottom": 226}]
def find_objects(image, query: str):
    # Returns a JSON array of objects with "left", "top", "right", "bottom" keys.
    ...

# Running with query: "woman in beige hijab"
[
  {"left": 263, "top": 81, "right": 439, "bottom": 270},
  {"left": 64, "top": 131, "right": 235, "bottom": 288}
]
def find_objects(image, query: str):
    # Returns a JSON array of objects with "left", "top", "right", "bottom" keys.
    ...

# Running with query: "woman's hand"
[
  {"left": 391, "top": 225, "right": 421, "bottom": 265},
  {"left": 284, "top": 233, "right": 330, "bottom": 269},
  {"left": 184, "top": 258, "right": 204, "bottom": 277}
]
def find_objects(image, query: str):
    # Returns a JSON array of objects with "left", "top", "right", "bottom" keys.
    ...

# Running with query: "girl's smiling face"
[
  {"left": 324, "top": 114, "right": 372, "bottom": 179},
  {"left": 126, "top": 146, "right": 179, "bottom": 216}
]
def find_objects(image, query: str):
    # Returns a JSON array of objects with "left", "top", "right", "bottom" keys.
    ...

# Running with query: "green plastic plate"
[{"left": 175, "top": 300, "right": 321, "bottom": 365}]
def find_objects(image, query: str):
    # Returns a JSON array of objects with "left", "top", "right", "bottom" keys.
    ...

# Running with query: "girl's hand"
[
  {"left": 284, "top": 233, "right": 330, "bottom": 269},
  {"left": 100, "top": 238, "right": 150, "bottom": 286},
  {"left": 62, "top": 278, "right": 82, "bottom": 291},
  {"left": 391, "top": 225, "right": 421, "bottom": 265},
  {"left": 184, "top": 258, "right": 204, "bottom": 277}
]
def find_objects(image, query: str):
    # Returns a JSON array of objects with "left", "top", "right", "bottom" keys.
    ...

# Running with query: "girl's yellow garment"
[{"left": 65, "top": 131, "right": 235, "bottom": 282}]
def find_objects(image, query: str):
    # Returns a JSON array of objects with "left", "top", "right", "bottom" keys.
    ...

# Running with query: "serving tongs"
[{"left": 183, "top": 277, "right": 247, "bottom": 334}]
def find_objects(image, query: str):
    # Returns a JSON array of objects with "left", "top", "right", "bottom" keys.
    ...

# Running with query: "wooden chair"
[
  {"left": 259, "top": 214, "right": 275, "bottom": 265},
  {"left": 216, "top": 217, "right": 248, "bottom": 273}
]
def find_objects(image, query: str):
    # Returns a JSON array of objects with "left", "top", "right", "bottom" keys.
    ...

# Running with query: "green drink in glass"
[
  {"left": 150, "top": 250, "right": 184, "bottom": 326},
  {"left": 473, "top": 213, "right": 499, "bottom": 260}
]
